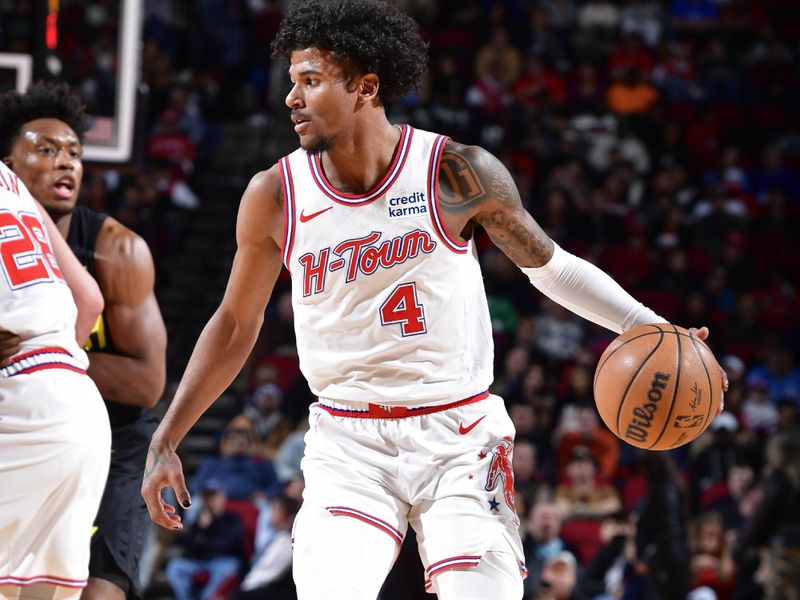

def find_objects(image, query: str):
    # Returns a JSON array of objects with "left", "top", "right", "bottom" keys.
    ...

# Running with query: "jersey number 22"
[{"left": 0, "top": 210, "right": 63, "bottom": 289}]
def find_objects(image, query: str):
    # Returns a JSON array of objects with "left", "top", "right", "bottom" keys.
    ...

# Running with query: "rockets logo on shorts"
[{"left": 484, "top": 436, "right": 516, "bottom": 514}]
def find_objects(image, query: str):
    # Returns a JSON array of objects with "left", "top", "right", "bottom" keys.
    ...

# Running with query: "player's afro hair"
[
  {"left": 0, "top": 81, "right": 88, "bottom": 157},
  {"left": 271, "top": 0, "right": 428, "bottom": 105}
]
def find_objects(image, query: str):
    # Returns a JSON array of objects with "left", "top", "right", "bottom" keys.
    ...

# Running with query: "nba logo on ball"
[{"left": 594, "top": 323, "right": 723, "bottom": 451}]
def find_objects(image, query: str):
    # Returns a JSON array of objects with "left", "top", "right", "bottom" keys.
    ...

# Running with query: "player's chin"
[
  {"left": 44, "top": 195, "right": 78, "bottom": 217},
  {"left": 300, "top": 134, "right": 333, "bottom": 155}
]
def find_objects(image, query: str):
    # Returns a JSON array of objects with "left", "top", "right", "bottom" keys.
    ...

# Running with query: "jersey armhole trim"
[
  {"left": 427, "top": 135, "right": 468, "bottom": 254},
  {"left": 280, "top": 156, "right": 296, "bottom": 271}
]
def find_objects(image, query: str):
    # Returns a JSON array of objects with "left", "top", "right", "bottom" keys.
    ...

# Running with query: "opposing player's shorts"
[
  {"left": 89, "top": 415, "right": 156, "bottom": 598},
  {"left": 0, "top": 359, "right": 111, "bottom": 594},
  {"left": 297, "top": 392, "right": 525, "bottom": 594}
]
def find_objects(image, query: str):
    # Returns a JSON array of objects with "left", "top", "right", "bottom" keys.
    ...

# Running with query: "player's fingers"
[
  {"left": 0, "top": 332, "right": 21, "bottom": 365},
  {"left": 171, "top": 471, "right": 192, "bottom": 510},
  {"left": 689, "top": 325, "right": 710, "bottom": 340},
  {"left": 142, "top": 481, "right": 182, "bottom": 530}
]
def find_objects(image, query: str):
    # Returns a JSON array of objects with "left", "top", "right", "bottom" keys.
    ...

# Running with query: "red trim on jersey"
[
  {"left": 318, "top": 390, "right": 489, "bottom": 419},
  {"left": 326, "top": 506, "right": 404, "bottom": 545},
  {"left": 1, "top": 346, "right": 86, "bottom": 378},
  {"left": 280, "top": 157, "right": 296, "bottom": 271},
  {"left": 308, "top": 125, "right": 413, "bottom": 206},
  {"left": 427, "top": 135, "right": 468, "bottom": 254},
  {"left": 12, "top": 363, "right": 86, "bottom": 376},
  {"left": 5, "top": 346, "right": 70, "bottom": 365},
  {"left": 426, "top": 555, "right": 483, "bottom": 581},
  {"left": 0, "top": 574, "right": 87, "bottom": 588},
  {"left": 423, "top": 556, "right": 528, "bottom": 590}
]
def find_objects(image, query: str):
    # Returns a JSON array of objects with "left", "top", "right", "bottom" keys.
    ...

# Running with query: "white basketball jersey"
[
  {"left": 0, "top": 162, "right": 87, "bottom": 364},
  {"left": 280, "top": 126, "right": 494, "bottom": 406}
]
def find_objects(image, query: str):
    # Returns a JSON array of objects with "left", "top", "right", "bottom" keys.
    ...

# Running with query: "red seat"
[
  {"left": 225, "top": 499, "right": 260, "bottom": 560},
  {"left": 559, "top": 518, "right": 603, "bottom": 565}
]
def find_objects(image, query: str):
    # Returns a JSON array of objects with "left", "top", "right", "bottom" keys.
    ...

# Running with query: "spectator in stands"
[
  {"left": 190, "top": 415, "right": 281, "bottom": 503},
  {"left": 165, "top": 479, "right": 245, "bottom": 600},
  {"left": 534, "top": 299, "right": 585, "bottom": 364},
  {"left": 232, "top": 496, "right": 299, "bottom": 600},
  {"left": 523, "top": 500, "right": 577, "bottom": 596},
  {"left": 527, "top": 5, "right": 571, "bottom": 71},
  {"left": 578, "top": 511, "right": 637, "bottom": 600},
  {"left": 273, "top": 420, "right": 308, "bottom": 484},
  {"left": 514, "top": 440, "right": 546, "bottom": 505},
  {"left": 746, "top": 348, "right": 800, "bottom": 406},
  {"left": 555, "top": 446, "right": 621, "bottom": 520},
  {"left": 531, "top": 550, "right": 584, "bottom": 600},
  {"left": 735, "top": 430, "right": 800, "bottom": 600},
  {"left": 704, "top": 460, "right": 756, "bottom": 531},
  {"left": 493, "top": 345, "right": 531, "bottom": 399},
  {"left": 689, "top": 412, "right": 748, "bottom": 509},
  {"left": 556, "top": 403, "right": 620, "bottom": 481},
  {"left": 243, "top": 382, "right": 292, "bottom": 459},
  {"left": 620, "top": 0, "right": 662, "bottom": 48},
  {"left": 474, "top": 26, "right": 522, "bottom": 88},
  {"left": 606, "top": 67, "right": 660, "bottom": 116},
  {"left": 740, "top": 379, "right": 780, "bottom": 437},
  {"left": 688, "top": 511, "right": 736, "bottom": 599}
]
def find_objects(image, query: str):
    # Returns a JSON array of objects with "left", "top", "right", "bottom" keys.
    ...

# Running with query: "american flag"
[{"left": 85, "top": 116, "right": 115, "bottom": 144}]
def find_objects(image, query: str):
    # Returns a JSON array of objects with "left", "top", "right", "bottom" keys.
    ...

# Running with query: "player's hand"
[
  {"left": 0, "top": 330, "right": 21, "bottom": 366},
  {"left": 141, "top": 441, "right": 192, "bottom": 530},
  {"left": 689, "top": 326, "right": 728, "bottom": 414}
]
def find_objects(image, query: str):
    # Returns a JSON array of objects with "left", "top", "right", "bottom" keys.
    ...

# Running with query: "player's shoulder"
[
  {"left": 96, "top": 215, "right": 153, "bottom": 267},
  {"left": 440, "top": 139, "right": 500, "bottom": 171},
  {"left": 243, "top": 163, "right": 284, "bottom": 211}
]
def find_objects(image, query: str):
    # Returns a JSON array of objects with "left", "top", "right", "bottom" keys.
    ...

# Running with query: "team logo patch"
[
  {"left": 388, "top": 191, "right": 427, "bottom": 218},
  {"left": 484, "top": 436, "right": 516, "bottom": 514}
]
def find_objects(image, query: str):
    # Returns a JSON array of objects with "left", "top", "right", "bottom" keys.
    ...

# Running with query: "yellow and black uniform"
[{"left": 68, "top": 205, "right": 157, "bottom": 598}]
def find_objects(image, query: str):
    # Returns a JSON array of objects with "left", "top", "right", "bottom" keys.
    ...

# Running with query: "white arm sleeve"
[{"left": 521, "top": 243, "right": 666, "bottom": 334}]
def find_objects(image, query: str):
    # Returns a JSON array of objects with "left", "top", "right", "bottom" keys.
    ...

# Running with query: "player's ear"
[
  {"left": 2, "top": 156, "right": 12, "bottom": 169},
  {"left": 359, "top": 73, "right": 380, "bottom": 103}
]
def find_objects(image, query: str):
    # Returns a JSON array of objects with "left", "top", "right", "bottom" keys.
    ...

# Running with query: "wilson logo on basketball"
[{"left": 624, "top": 371, "right": 671, "bottom": 443}]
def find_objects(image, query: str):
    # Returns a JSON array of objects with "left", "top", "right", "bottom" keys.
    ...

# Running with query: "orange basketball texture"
[{"left": 593, "top": 323, "right": 722, "bottom": 450}]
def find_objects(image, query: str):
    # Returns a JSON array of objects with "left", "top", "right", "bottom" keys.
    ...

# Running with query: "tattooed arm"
[
  {"left": 437, "top": 141, "right": 553, "bottom": 267},
  {"left": 437, "top": 140, "right": 665, "bottom": 332}
]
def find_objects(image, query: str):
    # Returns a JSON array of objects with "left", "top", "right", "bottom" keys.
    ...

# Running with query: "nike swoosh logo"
[
  {"left": 299, "top": 206, "right": 333, "bottom": 223},
  {"left": 459, "top": 415, "right": 486, "bottom": 435}
]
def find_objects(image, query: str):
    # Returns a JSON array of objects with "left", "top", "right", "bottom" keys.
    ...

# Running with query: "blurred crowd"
[{"left": 3, "top": 1, "right": 800, "bottom": 599}]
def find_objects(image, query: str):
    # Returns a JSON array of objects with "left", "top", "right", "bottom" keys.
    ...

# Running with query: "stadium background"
[{"left": 1, "top": 1, "right": 799, "bottom": 599}]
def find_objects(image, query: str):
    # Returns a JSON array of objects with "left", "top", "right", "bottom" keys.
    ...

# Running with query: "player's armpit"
[{"left": 437, "top": 141, "right": 553, "bottom": 268}]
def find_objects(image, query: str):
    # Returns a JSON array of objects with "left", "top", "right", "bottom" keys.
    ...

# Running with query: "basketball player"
[
  {"left": 0, "top": 82, "right": 168, "bottom": 600},
  {"left": 0, "top": 160, "right": 111, "bottom": 600},
  {"left": 142, "top": 1, "right": 727, "bottom": 599}
]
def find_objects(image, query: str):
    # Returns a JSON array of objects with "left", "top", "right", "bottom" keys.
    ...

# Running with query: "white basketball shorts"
[
  {"left": 0, "top": 356, "right": 111, "bottom": 595},
  {"left": 294, "top": 392, "right": 526, "bottom": 598}
]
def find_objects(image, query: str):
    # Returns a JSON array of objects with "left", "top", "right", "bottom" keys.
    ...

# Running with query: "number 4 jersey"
[
  {"left": 0, "top": 161, "right": 86, "bottom": 363},
  {"left": 280, "top": 126, "right": 493, "bottom": 406}
]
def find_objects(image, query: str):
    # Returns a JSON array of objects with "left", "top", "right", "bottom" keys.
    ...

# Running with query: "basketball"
[{"left": 594, "top": 323, "right": 723, "bottom": 451}]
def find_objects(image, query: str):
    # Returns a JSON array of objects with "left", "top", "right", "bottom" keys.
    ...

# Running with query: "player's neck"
[{"left": 320, "top": 119, "right": 401, "bottom": 195}]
